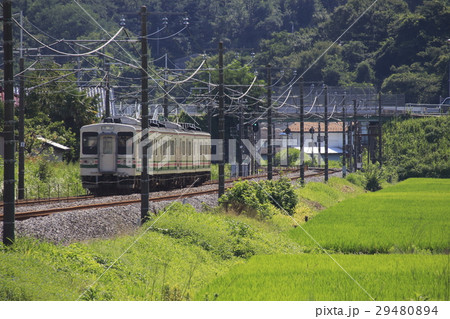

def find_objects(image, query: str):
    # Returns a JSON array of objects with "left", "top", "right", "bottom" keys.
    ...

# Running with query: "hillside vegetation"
[
  {"left": 383, "top": 116, "right": 450, "bottom": 180},
  {"left": 10, "top": 0, "right": 450, "bottom": 102}
]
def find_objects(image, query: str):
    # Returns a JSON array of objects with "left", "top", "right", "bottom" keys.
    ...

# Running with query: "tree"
[
  {"left": 381, "top": 64, "right": 441, "bottom": 103},
  {"left": 355, "top": 61, "right": 374, "bottom": 84},
  {"left": 24, "top": 63, "right": 99, "bottom": 160}
]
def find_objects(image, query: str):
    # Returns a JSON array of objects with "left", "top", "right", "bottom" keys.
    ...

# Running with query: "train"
[{"left": 80, "top": 116, "right": 211, "bottom": 195}]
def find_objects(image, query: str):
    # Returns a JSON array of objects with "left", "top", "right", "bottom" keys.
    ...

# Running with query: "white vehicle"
[{"left": 80, "top": 116, "right": 211, "bottom": 195}]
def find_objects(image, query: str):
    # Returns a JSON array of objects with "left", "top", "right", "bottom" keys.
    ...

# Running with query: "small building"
[
  {"left": 0, "top": 134, "right": 70, "bottom": 161},
  {"left": 35, "top": 136, "right": 70, "bottom": 161},
  {"left": 287, "top": 121, "right": 345, "bottom": 162}
]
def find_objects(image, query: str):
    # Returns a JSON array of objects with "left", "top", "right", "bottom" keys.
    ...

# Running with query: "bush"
[
  {"left": 346, "top": 172, "right": 366, "bottom": 188},
  {"left": 263, "top": 178, "right": 298, "bottom": 215},
  {"left": 219, "top": 180, "right": 272, "bottom": 219},
  {"left": 219, "top": 178, "right": 298, "bottom": 218}
]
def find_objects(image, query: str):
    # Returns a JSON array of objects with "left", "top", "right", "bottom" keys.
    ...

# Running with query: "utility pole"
[
  {"left": 218, "top": 42, "right": 225, "bottom": 197},
  {"left": 299, "top": 77, "right": 305, "bottom": 185},
  {"left": 3, "top": 0, "right": 15, "bottom": 245},
  {"left": 140, "top": 6, "right": 149, "bottom": 224},
  {"left": 353, "top": 99, "right": 358, "bottom": 172},
  {"left": 267, "top": 64, "right": 273, "bottom": 180},
  {"left": 18, "top": 57, "right": 25, "bottom": 200},
  {"left": 342, "top": 100, "right": 346, "bottom": 178},
  {"left": 324, "top": 86, "right": 329, "bottom": 182},
  {"left": 378, "top": 92, "right": 382, "bottom": 167}
]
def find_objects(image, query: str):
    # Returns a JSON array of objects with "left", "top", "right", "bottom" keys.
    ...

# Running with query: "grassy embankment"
[
  {"left": 0, "top": 177, "right": 360, "bottom": 300},
  {"left": 196, "top": 178, "right": 449, "bottom": 301}
]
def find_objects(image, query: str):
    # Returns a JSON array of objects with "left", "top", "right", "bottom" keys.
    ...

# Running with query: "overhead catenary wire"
[
  {"left": 226, "top": 75, "right": 258, "bottom": 101},
  {"left": 14, "top": 18, "right": 125, "bottom": 57}
]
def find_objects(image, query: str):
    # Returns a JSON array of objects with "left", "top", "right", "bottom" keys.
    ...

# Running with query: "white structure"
[{"left": 287, "top": 122, "right": 344, "bottom": 161}]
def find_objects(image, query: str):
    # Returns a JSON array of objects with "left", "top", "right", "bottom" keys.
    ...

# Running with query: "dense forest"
[{"left": 11, "top": 0, "right": 450, "bottom": 103}]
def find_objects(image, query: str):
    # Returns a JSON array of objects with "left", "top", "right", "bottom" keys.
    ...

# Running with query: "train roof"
[{"left": 82, "top": 116, "right": 209, "bottom": 135}]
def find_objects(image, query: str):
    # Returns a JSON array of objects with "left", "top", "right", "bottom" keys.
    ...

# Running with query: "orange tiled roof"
[{"left": 288, "top": 121, "right": 344, "bottom": 133}]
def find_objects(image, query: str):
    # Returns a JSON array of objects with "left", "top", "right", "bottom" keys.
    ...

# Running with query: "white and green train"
[{"left": 80, "top": 116, "right": 211, "bottom": 195}]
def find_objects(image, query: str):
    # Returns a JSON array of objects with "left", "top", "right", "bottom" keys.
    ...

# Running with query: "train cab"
[{"left": 80, "top": 117, "right": 139, "bottom": 194}]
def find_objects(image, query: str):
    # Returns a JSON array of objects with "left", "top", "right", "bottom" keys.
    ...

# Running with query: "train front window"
[
  {"left": 118, "top": 132, "right": 133, "bottom": 154},
  {"left": 82, "top": 132, "right": 98, "bottom": 154}
]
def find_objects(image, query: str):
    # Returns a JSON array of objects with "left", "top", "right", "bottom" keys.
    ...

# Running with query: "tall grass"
[{"left": 0, "top": 157, "right": 84, "bottom": 200}]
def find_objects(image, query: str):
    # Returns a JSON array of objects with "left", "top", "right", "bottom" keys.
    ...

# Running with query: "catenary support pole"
[
  {"left": 324, "top": 86, "right": 329, "bottom": 182},
  {"left": 353, "top": 99, "right": 358, "bottom": 172},
  {"left": 238, "top": 101, "right": 243, "bottom": 176},
  {"left": 3, "top": 0, "right": 16, "bottom": 245},
  {"left": 140, "top": 6, "right": 149, "bottom": 224},
  {"left": 105, "top": 62, "right": 110, "bottom": 118},
  {"left": 19, "top": 57, "right": 25, "bottom": 199},
  {"left": 318, "top": 122, "right": 321, "bottom": 167},
  {"left": 342, "top": 100, "right": 346, "bottom": 178},
  {"left": 378, "top": 92, "right": 382, "bottom": 167},
  {"left": 299, "top": 77, "right": 305, "bottom": 185},
  {"left": 347, "top": 121, "right": 352, "bottom": 172},
  {"left": 218, "top": 42, "right": 225, "bottom": 197},
  {"left": 163, "top": 65, "right": 168, "bottom": 119},
  {"left": 267, "top": 64, "right": 273, "bottom": 180}
]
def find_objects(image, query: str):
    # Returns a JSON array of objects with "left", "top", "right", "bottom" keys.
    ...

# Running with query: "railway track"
[
  {"left": 0, "top": 168, "right": 337, "bottom": 222},
  {"left": 0, "top": 167, "right": 301, "bottom": 209},
  {"left": 0, "top": 194, "right": 95, "bottom": 209}
]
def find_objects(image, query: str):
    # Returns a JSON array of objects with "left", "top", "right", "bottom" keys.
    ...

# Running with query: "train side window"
[
  {"left": 170, "top": 140, "right": 175, "bottom": 156},
  {"left": 146, "top": 140, "right": 153, "bottom": 157},
  {"left": 82, "top": 132, "right": 98, "bottom": 154},
  {"left": 118, "top": 132, "right": 133, "bottom": 155},
  {"left": 188, "top": 141, "right": 192, "bottom": 156},
  {"left": 162, "top": 141, "right": 167, "bottom": 156},
  {"left": 182, "top": 141, "right": 186, "bottom": 155}
]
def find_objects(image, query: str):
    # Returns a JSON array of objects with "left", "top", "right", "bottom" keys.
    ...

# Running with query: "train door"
[{"left": 99, "top": 134, "right": 116, "bottom": 173}]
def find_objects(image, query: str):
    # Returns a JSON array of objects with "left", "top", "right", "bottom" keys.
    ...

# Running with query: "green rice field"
[
  {"left": 288, "top": 178, "right": 449, "bottom": 253},
  {"left": 195, "top": 254, "right": 448, "bottom": 301},
  {"left": 195, "top": 178, "right": 449, "bottom": 301}
]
